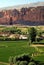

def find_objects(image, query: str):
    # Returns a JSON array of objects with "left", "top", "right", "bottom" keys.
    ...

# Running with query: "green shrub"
[
  {"left": 16, "top": 61, "right": 20, "bottom": 65},
  {"left": 19, "top": 61, "right": 28, "bottom": 65},
  {"left": 9, "top": 56, "right": 14, "bottom": 64},
  {"left": 14, "top": 54, "right": 32, "bottom": 63},
  {"left": 14, "top": 56, "right": 19, "bottom": 63}
]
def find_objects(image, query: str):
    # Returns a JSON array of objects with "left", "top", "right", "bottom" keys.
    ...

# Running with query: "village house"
[{"left": 19, "top": 35, "right": 28, "bottom": 39}]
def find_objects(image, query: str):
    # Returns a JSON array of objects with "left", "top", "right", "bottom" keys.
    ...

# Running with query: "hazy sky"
[{"left": 0, "top": 0, "right": 44, "bottom": 8}]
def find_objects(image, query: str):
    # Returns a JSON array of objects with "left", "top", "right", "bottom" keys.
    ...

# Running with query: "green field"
[
  {"left": 33, "top": 46, "right": 44, "bottom": 62},
  {"left": 0, "top": 63, "right": 7, "bottom": 65},
  {"left": 0, "top": 40, "right": 44, "bottom": 63},
  {"left": 0, "top": 40, "right": 36, "bottom": 62}
]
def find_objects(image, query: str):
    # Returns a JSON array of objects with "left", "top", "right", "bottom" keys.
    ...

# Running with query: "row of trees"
[
  {"left": 2, "top": 27, "right": 21, "bottom": 34},
  {"left": 0, "top": 27, "right": 44, "bottom": 42}
]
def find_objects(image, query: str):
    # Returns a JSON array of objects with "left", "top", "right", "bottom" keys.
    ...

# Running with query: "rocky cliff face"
[{"left": 0, "top": 6, "right": 44, "bottom": 25}]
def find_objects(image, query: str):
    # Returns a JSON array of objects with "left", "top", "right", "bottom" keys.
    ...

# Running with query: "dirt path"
[
  {"left": 0, "top": 62, "right": 9, "bottom": 65},
  {"left": 31, "top": 44, "right": 44, "bottom": 53},
  {"left": 31, "top": 44, "right": 44, "bottom": 47}
]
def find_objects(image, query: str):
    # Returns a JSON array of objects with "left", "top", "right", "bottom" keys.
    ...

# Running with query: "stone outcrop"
[{"left": 0, "top": 6, "right": 44, "bottom": 25}]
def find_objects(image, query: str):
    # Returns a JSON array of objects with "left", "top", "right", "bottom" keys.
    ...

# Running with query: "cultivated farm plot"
[
  {"left": 32, "top": 45, "right": 44, "bottom": 62},
  {"left": 0, "top": 41, "right": 36, "bottom": 63},
  {"left": 0, "top": 40, "right": 44, "bottom": 63}
]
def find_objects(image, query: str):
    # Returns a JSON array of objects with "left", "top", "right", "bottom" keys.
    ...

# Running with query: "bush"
[
  {"left": 9, "top": 56, "right": 14, "bottom": 65},
  {"left": 14, "top": 54, "right": 32, "bottom": 63},
  {"left": 0, "top": 37, "right": 19, "bottom": 41},
  {"left": 19, "top": 61, "right": 28, "bottom": 65},
  {"left": 37, "top": 38, "right": 43, "bottom": 42},
  {"left": 28, "top": 62, "right": 36, "bottom": 65},
  {"left": 14, "top": 56, "right": 19, "bottom": 63},
  {"left": 16, "top": 61, "right": 20, "bottom": 65},
  {"left": 14, "top": 54, "right": 35, "bottom": 65}
]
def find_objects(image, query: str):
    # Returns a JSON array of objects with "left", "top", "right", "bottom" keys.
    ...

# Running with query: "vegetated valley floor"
[{"left": 0, "top": 40, "right": 44, "bottom": 63}]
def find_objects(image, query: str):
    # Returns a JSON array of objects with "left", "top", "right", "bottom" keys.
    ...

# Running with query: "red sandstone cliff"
[{"left": 0, "top": 6, "right": 44, "bottom": 25}]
